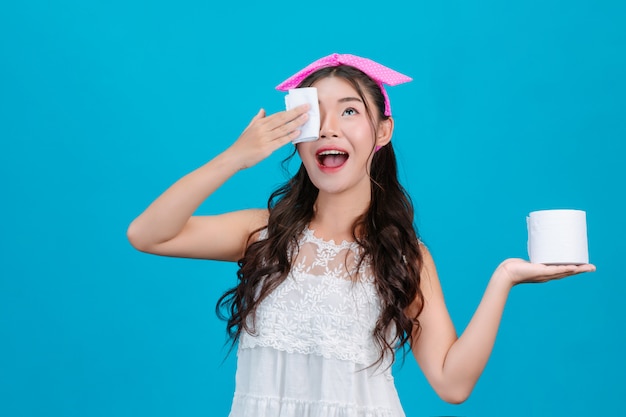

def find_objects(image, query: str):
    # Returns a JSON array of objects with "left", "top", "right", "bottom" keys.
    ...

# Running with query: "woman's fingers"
[
  {"left": 249, "top": 107, "right": 308, "bottom": 145},
  {"left": 262, "top": 104, "right": 310, "bottom": 132},
  {"left": 240, "top": 108, "right": 267, "bottom": 133},
  {"left": 270, "top": 112, "right": 308, "bottom": 140},
  {"left": 227, "top": 104, "right": 311, "bottom": 169}
]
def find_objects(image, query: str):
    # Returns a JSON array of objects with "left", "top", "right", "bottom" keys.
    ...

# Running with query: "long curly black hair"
[{"left": 217, "top": 65, "right": 424, "bottom": 368}]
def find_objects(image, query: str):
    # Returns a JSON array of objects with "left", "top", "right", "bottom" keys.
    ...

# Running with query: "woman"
[{"left": 127, "top": 53, "right": 595, "bottom": 416}]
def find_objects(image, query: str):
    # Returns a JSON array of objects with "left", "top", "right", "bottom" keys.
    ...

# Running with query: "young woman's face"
[{"left": 297, "top": 76, "right": 387, "bottom": 196}]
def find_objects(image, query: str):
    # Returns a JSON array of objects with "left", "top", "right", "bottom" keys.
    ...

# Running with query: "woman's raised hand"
[
  {"left": 496, "top": 258, "right": 596, "bottom": 286},
  {"left": 227, "top": 104, "right": 310, "bottom": 170}
]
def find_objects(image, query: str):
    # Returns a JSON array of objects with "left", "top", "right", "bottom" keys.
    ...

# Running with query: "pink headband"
[{"left": 275, "top": 53, "right": 412, "bottom": 116}]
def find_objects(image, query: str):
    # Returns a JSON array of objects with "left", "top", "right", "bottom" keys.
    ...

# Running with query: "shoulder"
[
  {"left": 405, "top": 241, "right": 440, "bottom": 313},
  {"left": 245, "top": 208, "right": 270, "bottom": 241},
  {"left": 417, "top": 240, "right": 436, "bottom": 269},
  {"left": 188, "top": 208, "right": 269, "bottom": 261},
  {"left": 243, "top": 207, "right": 270, "bottom": 227},
  {"left": 218, "top": 208, "right": 269, "bottom": 241}
]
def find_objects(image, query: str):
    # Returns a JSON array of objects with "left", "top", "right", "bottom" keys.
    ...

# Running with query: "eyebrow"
[{"left": 338, "top": 97, "right": 363, "bottom": 104}]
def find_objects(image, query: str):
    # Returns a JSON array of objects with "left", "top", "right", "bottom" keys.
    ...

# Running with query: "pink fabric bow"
[{"left": 275, "top": 53, "right": 412, "bottom": 116}]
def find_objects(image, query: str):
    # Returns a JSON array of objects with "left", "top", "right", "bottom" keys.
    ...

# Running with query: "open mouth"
[{"left": 316, "top": 149, "right": 349, "bottom": 168}]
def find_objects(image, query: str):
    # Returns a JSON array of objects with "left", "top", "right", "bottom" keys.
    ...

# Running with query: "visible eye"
[{"left": 342, "top": 107, "right": 359, "bottom": 116}]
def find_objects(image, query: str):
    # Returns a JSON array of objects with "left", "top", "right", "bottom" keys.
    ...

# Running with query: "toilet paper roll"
[
  {"left": 284, "top": 87, "right": 320, "bottom": 144},
  {"left": 527, "top": 209, "right": 589, "bottom": 265}
]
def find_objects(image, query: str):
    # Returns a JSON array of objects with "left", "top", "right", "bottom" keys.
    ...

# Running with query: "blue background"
[{"left": 1, "top": 1, "right": 624, "bottom": 416}]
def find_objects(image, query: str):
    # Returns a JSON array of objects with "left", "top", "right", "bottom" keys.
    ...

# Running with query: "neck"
[{"left": 310, "top": 188, "right": 371, "bottom": 242}]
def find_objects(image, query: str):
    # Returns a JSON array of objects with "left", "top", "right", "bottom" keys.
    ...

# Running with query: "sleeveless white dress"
[{"left": 228, "top": 228, "right": 406, "bottom": 417}]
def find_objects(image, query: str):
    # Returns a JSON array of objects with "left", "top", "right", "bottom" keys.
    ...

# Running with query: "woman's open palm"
[{"left": 497, "top": 258, "right": 596, "bottom": 285}]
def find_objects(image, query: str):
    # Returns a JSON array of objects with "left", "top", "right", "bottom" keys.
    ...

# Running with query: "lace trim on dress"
[
  {"left": 240, "top": 226, "right": 393, "bottom": 370},
  {"left": 231, "top": 393, "right": 395, "bottom": 417},
  {"left": 295, "top": 227, "right": 371, "bottom": 282}
]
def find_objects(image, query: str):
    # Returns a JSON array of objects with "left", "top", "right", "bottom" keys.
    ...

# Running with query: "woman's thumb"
[{"left": 252, "top": 108, "right": 265, "bottom": 121}]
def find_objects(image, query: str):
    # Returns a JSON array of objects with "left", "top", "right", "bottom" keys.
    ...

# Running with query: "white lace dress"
[{"left": 228, "top": 228, "right": 406, "bottom": 417}]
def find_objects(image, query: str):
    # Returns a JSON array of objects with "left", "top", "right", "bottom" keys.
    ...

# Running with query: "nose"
[{"left": 319, "top": 111, "right": 339, "bottom": 139}]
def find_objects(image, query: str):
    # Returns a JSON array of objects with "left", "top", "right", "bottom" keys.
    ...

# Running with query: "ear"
[{"left": 376, "top": 117, "right": 394, "bottom": 147}]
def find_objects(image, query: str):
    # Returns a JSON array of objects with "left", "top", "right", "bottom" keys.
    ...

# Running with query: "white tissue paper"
[
  {"left": 527, "top": 209, "right": 589, "bottom": 265},
  {"left": 284, "top": 87, "right": 320, "bottom": 144}
]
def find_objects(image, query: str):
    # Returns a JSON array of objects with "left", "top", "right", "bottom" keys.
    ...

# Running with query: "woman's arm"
[
  {"left": 126, "top": 105, "right": 309, "bottom": 261},
  {"left": 410, "top": 246, "right": 595, "bottom": 404}
]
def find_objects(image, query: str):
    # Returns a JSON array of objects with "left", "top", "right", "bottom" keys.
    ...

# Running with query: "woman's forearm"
[
  {"left": 126, "top": 106, "right": 309, "bottom": 254},
  {"left": 127, "top": 150, "right": 241, "bottom": 249},
  {"left": 424, "top": 259, "right": 594, "bottom": 404},
  {"left": 440, "top": 269, "right": 513, "bottom": 402}
]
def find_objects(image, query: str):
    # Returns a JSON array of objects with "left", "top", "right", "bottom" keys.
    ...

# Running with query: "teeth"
[{"left": 318, "top": 150, "right": 347, "bottom": 156}]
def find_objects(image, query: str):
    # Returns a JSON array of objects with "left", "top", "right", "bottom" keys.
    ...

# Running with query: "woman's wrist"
[
  {"left": 491, "top": 262, "right": 517, "bottom": 291},
  {"left": 209, "top": 147, "right": 248, "bottom": 174}
]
